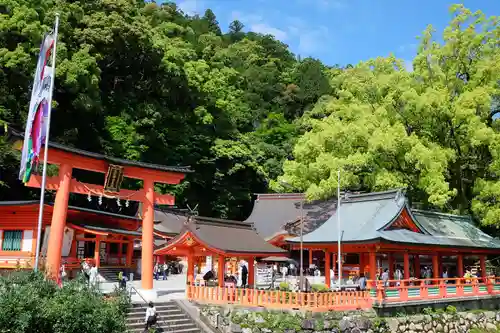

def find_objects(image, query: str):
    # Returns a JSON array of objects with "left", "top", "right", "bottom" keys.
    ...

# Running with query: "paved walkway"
[{"left": 99, "top": 273, "right": 188, "bottom": 303}]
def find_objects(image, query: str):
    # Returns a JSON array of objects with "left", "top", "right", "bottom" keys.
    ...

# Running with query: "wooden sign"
[{"left": 104, "top": 164, "right": 124, "bottom": 193}]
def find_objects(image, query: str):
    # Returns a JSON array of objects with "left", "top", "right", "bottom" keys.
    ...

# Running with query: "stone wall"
[{"left": 200, "top": 305, "right": 500, "bottom": 333}]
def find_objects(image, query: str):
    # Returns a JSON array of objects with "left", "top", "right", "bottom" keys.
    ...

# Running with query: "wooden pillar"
[
  {"left": 432, "top": 254, "right": 439, "bottom": 280},
  {"left": 126, "top": 239, "right": 134, "bottom": 267},
  {"left": 359, "top": 253, "right": 365, "bottom": 275},
  {"left": 457, "top": 254, "right": 464, "bottom": 277},
  {"left": 325, "top": 250, "right": 331, "bottom": 288},
  {"left": 218, "top": 256, "right": 225, "bottom": 287},
  {"left": 309, "top": 249, "right": 313, "bottom": 266},
  {"left": 480, "top": 255, "right": 487, "bottom": 279},
  {"left": 403, "top": 252, "right": 410, "bottom": 279},
  {"left": 248, "top": 257, "right": 255, "bottom": 287},
  {"left": 141, "top": 177, "right": 155, "bottom": 290},
  {"left": 187, "top": 250, "right": 195, "bottom": 285},
  {"left": 414, "top": 254, "right": 420, "bottom": 278},
  {"left": 388, "top": 253, "right": 395, "bottom": 279},
  {"left": 94, "top": 236, "right": 101, "bottom": 268},
  {"left": 69, "top": 237, "right": 77, "bottom": 258},
  {"left": 369, "top": 251, "right": 376, "bottom": 280},
  {"left": 45, "top": 163, "right": 72, "bottom": 278}
]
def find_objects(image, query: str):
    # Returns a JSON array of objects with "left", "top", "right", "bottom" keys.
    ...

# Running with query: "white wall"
[{"left": 22, "top": 230, "right": 33, "bottom": 252}]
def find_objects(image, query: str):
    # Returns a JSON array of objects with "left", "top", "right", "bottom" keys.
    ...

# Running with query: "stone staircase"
[
  {"left": 98, "top": 267, "right": 141, "bottom": 282},
  {"left": 126, "top": 301, "right": 201, "bottom": 333}
]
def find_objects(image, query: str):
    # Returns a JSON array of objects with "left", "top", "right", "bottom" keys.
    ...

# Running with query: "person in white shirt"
[
  {"left": 89, "top": 264, "right": 99, "bottom": 288},
  {"left": 330, "top": 268, "right": 335, "bottom": 288},
  {"left": 289, "top": 263, "right": 295, "bottom": 276},
  {"left": 144, "top": 302, "right": 157, "bottom": 330}
]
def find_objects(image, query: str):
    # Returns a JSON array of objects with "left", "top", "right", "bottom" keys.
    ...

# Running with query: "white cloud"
[
  {"left": 297, "top": 0, "right": 346, "bottom": 10},
  {"left": 250, "top": 23, "right": 288, "bottom": 41},
  {"left": 177, "top": 0, "right": 204, "bottom": 16},
  {"left": 285, "top": 18, "right": 329, "bottom": 55},
  {"left": 230, "top": 11, "right": 288, "bottom": 41}
]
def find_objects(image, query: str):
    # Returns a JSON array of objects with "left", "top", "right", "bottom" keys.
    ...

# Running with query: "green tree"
[
  {"left": 275, "top": 5, "right": 500, "bottom": 225},
  {"left": 0, "top": 271, "right": 128, "bottom": 333}
]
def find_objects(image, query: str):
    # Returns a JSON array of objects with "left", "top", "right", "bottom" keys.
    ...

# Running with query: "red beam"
[{"left": 26, "top": 175, "right": 174, "bottom": 205}]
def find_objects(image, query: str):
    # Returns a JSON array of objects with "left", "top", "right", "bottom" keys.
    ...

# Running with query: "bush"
[
  {"left": 311, "top": 283, "right": 329, "bottom": 292},
  {"left": 0, "top": 270, "right": 129, "bottom": 333},
  {"left": 279, "top": 282, "right": 290, "bottom": 291}
]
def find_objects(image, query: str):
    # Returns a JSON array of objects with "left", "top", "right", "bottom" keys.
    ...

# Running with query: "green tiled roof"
[{"left": 287, "top": 189, "right": 500, "bottom": 249}]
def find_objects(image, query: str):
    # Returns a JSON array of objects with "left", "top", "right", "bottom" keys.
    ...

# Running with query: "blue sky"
[{"left": 172, "top": 0, "right": 499, "bottom": 68}]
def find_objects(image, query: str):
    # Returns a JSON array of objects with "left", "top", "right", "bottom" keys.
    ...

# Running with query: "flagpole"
[
  {"left": 34, "top": 13, "right": 60, "bottom": 272},
  {"left": 337, "top": 170, "right": 342, "bottom": 288}
]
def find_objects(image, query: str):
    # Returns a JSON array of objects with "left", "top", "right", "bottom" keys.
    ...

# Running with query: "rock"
[
  {"left": 230, "top": 323, "right": 242, "bottom": 333},
  {"left": 436, "top": 323, "right": 443, "bottom": 332},
  {"left": 386, "top": 318, "right": 399, "bottom": 333},
  {"left": 414, "top": 323, "right": 423, "bottom": 331},
  {"left": 242, "top": 328, "right": 252, "bottom": 333},
  {"left": 255, "top": 316, "right": 265, "bottom": 324},
  {"left": 301, "top": 319, "right": 315, "bottom": 330},
  {"left": 351, "top": 328, "right": 361, "bottom": 333},
  {"left": 484, "top": 311, "right": 496, "bottom": 319},
  {"left": 330, "top": 329, "right": 339, "bottom": 333},
  {"left": 465, "top": 313, "right": 476, "bottom": 322},
  {"left": 261, "top": 329, "right": 272, "bottom": 333},
  {"left": 354, "top": 317, "right": 371, "bottom": 330},
  {"left": 409, "top": 322, "right": 416, "bottom": 330},
  {"left": 339, "top": 319, "right": 350, "bottom": 332},
  {"left": 424, "top": 323, "right": 432, "bottom": 331},
  {"left": 486, "top": 322, "right": 497, "bottom": 331}
]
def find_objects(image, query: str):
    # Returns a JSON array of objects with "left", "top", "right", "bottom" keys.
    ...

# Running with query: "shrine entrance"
[{"left": 12, "top": 129, "right": 191, "bottom": 298}]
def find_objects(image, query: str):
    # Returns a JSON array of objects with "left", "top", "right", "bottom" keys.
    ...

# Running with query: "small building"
[
  {"left": 244, "top": 192, "right": 337, "bottom": 266},
  {"left": 287, "top": 189, "right": 500, "bottom": 288},
  {"left": 0, "top": 200, "right": 181, "bottom": 276}
]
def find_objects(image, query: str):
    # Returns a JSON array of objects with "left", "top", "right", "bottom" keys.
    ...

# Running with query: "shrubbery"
[{"left": 0, "top": 270, "right": 129, "bottom": 333}]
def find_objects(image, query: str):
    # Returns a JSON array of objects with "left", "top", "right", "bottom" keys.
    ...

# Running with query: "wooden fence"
[{"left": 187, "top": 277, "right": 500, "bottom": 311}]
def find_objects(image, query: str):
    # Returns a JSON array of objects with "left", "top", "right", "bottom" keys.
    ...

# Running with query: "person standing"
[
  {"left": 144, "top": 302, "right": 157, "bottom": 331},
  {"left": 241, "top": 263, "right": 248, "bottom": 287},
  {"left": 330, "top": 267, "right": 335, "bottom": 288},
  {"left": 381, "top": 268, "right": 389, "bottom": 287},
  {"left": 89, "top": 263, "right": 99, "bottom": 288},
  {"left": 163, "top": 262, "right": 168, "bottom": 280}
]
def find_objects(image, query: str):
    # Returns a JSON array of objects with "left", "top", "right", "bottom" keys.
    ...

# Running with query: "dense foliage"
[
  {"left": 1, "top": 2, "right": 500, "bottom": 225},
  {"left": 0, "top": 271, "right": 128, "bottom": 333},
  {"left": 0, "top": 0, "right": 332, "bottom": 219},
  {"left": 275, "top": 5, "right": 500, "bottom": 225}
]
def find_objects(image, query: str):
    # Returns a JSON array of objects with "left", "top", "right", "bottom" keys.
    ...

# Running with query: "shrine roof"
[
  {"left": 9, "top": 128, "right": 192, "bottom": 174},
  {"left": 155, "top": 216, "right": 287, "bottom": 256},
  {"left": 287, "top": 189, "right": 500, "bottom": 249},
  {"left": 0, "top": 200, "right": 140, "bottom": 221},
  {"left": 135, "top": 205, "right": 187, "bottom": 237},
  {"left": 244, "top": 193, "right": 338, "bottom": 240},
  {"left": 68, "top": 221, "right": 141, "bottom": 237}
]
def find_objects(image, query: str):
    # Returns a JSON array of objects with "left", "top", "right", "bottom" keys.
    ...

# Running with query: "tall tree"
[{"left": 274, "top": 5, "right": 500, "bottom": 225}]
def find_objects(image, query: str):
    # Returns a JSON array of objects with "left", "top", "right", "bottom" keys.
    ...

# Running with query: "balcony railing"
[{"left": 187, "top": 277, "right": 500, "bottom": 312}]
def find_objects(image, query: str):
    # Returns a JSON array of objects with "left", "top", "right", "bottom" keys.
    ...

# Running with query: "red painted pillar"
[
  {"left": 309, "top": 250, "right": 313, "bottom": 266},
  {"left": 94, "top": 237, "right": 101, "bottom": 268},
  {"left": 218, "top": 256, "right": 225, "bottom": 287},
  {"left": 403, "top": 252, "right": 410, "bottom": 280},
  {"left": 457, "top": 254, "right": 464, "bottom": 277},
  {"left": 388, "top": 253, "right": 395, "bottom": 279},
  {"left": 141, "top": 177, "right": 155, "bottom": 290},
  {"left": 480, "top": 255, "right": 487, "bottom": 279},
  {"left": 359, "top": 253, "right": 365, "bottom": 275},
  {"left": 325, "top": 250, "right": 331, "bottom": 288},
  {"left": 46, "top": 163, "right": 72, "bottom": 278},
  {"left": 369, "top": 251, "right": 377, "bottom": 281},
  {"left": 248, "top": 257, "right": 255, "bottom": 287},
  {"left": 414, "top": 254, "right": 420, "bottom": 278},
  {"left": 187, "top": 250, "right": 195, "bottom": 285},
  {"left": 432, "top": 254, "right": 439, "bottom": 282}
]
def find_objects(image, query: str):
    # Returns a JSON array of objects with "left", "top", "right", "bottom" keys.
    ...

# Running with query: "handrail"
[{"left": 128, "top": 284, "right": 169, "bottom": 329}]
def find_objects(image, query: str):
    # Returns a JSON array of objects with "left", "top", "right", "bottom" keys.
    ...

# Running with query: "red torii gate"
[{"left": 12, "top": 132, "right": 190, "bottom": 296}]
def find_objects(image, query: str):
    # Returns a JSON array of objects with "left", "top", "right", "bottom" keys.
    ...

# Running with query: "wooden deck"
[{"left": 187, "top": 277, "right": 500, "bottom": 311}]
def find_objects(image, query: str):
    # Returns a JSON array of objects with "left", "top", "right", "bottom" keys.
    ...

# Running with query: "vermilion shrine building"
[
  {"left": 7, "top": 130, "right": 190, "bottom": 298},
  {"left": 287, "top": 189, "right": 500, "bottom": 288}
]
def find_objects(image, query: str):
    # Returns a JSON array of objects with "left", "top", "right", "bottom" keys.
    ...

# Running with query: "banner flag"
[{"left": 19, "top": 34, "right": 55, "bottom": 183}]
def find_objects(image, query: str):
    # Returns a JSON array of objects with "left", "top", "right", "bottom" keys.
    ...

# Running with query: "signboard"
[{"left": 255, "top": 263, "right": 273, "bottom": 288}]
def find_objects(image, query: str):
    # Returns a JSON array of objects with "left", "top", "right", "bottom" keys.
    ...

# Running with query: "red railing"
[
  {"left": 186, "top": 285, "right": 372, "bottom": 311},
  {"left": 367, "top": 277, "right": 500, "bottom": 304}
]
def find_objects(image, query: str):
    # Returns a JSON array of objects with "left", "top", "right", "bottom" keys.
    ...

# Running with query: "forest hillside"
[{"left": 1, "top": 2, "right": 499, "bottom": 226}]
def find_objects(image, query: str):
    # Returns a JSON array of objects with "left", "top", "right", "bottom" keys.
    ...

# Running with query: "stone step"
[
  {"left": 127, "top": 310, "right": 184, "bottom": 319},
  {"left": 127, "top": 315, "right": 189, "bottom": 324},
  {"left": 126, "top": 319, "right": 197, "bottom": 329},
  {"left": 128, "top": 305, "right": 179, "bottom": 313},
  {"left": 127, "top": 326, "right": 203, "bottom": 333}
]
